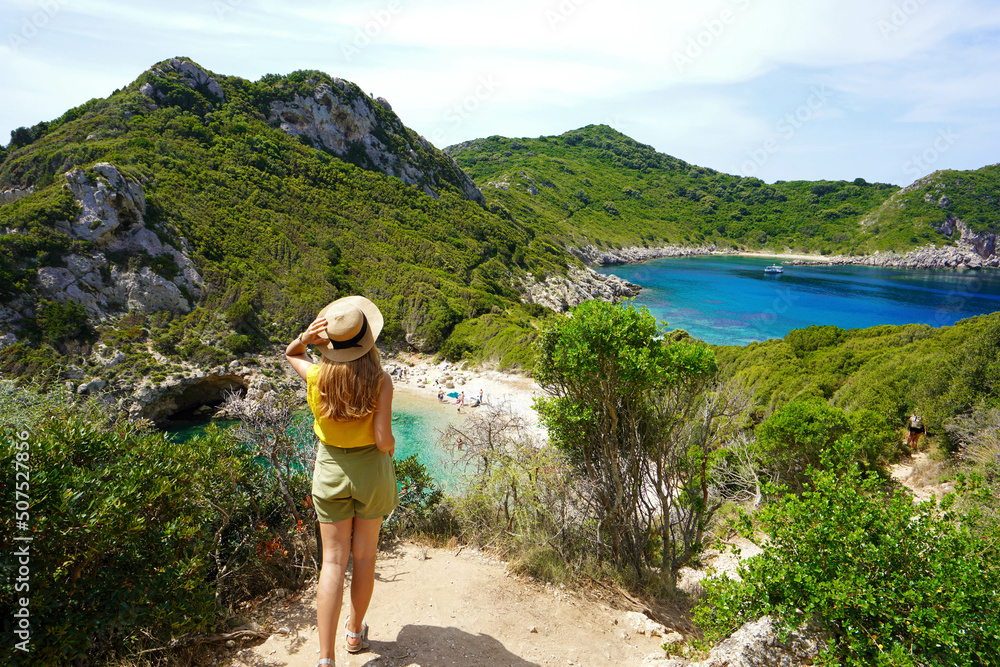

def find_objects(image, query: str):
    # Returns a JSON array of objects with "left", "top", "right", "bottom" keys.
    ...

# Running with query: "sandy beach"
[
  {"left": 383, "top": 351, "right": 546, "bottom": 438},
  {"left": 719, "top": 249, "right": 830, "bottom": 262}
]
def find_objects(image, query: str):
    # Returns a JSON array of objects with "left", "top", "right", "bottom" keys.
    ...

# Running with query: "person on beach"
[
  {"left": 437, "top": 388, "right": 444, "bottom": 402},
  {"left": 907, "top": 413, "right": 926, "bottom": 451},
  {"left": 285, "top": 296, "right": 397, "bottom": 666},
  {"left": 457, "top": 391, "right": 465, "bottom": 413}
]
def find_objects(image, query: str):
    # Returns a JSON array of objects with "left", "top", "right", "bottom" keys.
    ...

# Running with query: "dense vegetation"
[
  {"left": 697, "top": 447, "right": 999, "bottom": 667},
  {"left": 0, "top": 59, "right": 556, "bottom": 374},
  {"left": 3, "top": 302, "right": 999, "bottom": 665},
  {"left": 448, "top": 126, "right": 907, "bottom": 256},
  {"left": 714, "top": 313, "right": 1000, "bottom": 449},
  {"left": 3, "top": 60, "right": 997, "bottom": 378},
  {"left": 860, "top": 164, "right": 1000, "bottom": 249}
]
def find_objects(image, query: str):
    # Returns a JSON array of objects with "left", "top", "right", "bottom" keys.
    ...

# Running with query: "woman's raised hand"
[{"left": 301, "top": 317, "right": 328, "bottom": 345}]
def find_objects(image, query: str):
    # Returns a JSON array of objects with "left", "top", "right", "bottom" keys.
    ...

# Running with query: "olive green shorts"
[{"left": 312, "top": 443, "right": 399, "bottom": 523}]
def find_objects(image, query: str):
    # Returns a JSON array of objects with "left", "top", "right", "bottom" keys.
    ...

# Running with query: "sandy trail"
[{"left": 229, "top": 543, "right": 675, "bottom": 667}]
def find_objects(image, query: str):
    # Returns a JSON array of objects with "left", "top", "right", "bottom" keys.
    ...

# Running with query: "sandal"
[
  {"left": 345, "top": 620, "right": 370, "bottom": 654},
  {"left": 316, "top": 660, "right": 334, "bottom": 667}
]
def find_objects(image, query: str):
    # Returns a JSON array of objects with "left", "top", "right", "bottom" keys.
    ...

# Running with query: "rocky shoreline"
[
  {"left": 520, "top": 265, "right": 641, "bottom": 312},
  {"left": 570, "top": 236, "right": 999, "bottom": 273},
  {"left": 568, "top": 243, "right": 715, "bottom": 266}
]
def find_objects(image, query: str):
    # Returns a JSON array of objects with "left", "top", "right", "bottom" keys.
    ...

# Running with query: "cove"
[
  {"left": 166, "top": 388, "right": 463, "bottom": 488},
  {"left": 595, "top": 255, "right": 1000, "bottom": 346}
]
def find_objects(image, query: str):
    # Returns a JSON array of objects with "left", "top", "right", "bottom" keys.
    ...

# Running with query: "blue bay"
[{"left": 595, "top": 255, "right": 1000, "bottom": 346}]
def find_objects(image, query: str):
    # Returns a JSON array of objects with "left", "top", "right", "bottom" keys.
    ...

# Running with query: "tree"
[
  {"left": 647, "top": 378, "right": 751, "bottom": 591},
  {"left": 534, "top": 300, "right": 728, "bottom": 588}
]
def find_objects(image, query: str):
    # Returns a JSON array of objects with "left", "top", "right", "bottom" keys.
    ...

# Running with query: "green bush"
[
  {"left": 695, "top": 445, "right": 1000, "bottom": 667},
  {"left": 224, "top": 332, "right": 252, "bottom": 354},
  {"left": 382, "top": 454, "right": 445, "bottom": 540},
  {"left": 0, "top": 386, "right": 310, "bottom": 665},
  {"left": 33, "top": 299, "right": 93, "bottom": 349},
  {"left": 756, "top": 399, "right": 849, "bottom": 487}
]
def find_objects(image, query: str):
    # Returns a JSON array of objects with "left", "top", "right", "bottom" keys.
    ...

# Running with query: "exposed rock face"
[
  {"left": 521, "top": 266, "right": 640, "bottom": 312},
  {"left": 0, "top": 163, "right": 203, "bottom": 341},
  {"left": 139, "top": 58, "right": 225, "bottom": 103},
  {"left": 570, "top": 244, "right": 714, "bottom": 266},
  {"left": 790, "top": 223, "right": 999, "bottom": 270},
  {"left": 0, "top": 186, "right": 33, "bottom": 206},
  {"left": 644, "top": 616, "right": 829, "bottom": 667},
  {"left": 268, "top": 79, "right": 484, "bottom": 205},
  {"left": 131, "top": 374, "right": 247, "bottom": 425}
]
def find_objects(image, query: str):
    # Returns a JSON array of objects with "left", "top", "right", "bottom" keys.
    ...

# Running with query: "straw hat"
[{"left": 315, "top": 296, "right": 384, "bottom": 362}]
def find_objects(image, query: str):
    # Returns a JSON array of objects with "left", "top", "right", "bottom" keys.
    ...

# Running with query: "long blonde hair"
[{"left": 315, "top": 347, "right": 383, "bottom": 421}]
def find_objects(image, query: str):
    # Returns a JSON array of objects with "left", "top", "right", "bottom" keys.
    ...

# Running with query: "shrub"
[
  {"left": 383, "top": 454, "right": 445, "bottom": 540},
  {"left": 34, "top": 299, "right": 94, "bottom": 350},
  {"left": 695, "top": 445, "right": 1000, "bottom": 667},
  {"left": 0, "top": 385, "right": 312, "bottom": 665}
]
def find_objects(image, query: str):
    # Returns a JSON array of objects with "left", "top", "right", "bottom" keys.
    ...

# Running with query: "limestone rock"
[
  {"left": 77, "top": 378, "right": 107, "bottom": 394},
  {"left": 626, "top": 611, "right": 676, "bottom": 639},
  {"left": 521, "top": 266, "right": 640, "bottom": 312},
  {"left": 140, "top": 58, "right": 225, "bottom": 103},
  {"left": 675, "top": 616, "right": 829, "bottom": 667},
  {"left": 570, "top": 244, "right": 714, "bottom": 266},
  {"left": 0, "top": 186, "right": 34, "bottom": 206},
  {"left": 268, "top": 80, "right": 483, "bottom": 205},
  {"left": 133, "top": 374, "right": 248, "bottom": 425},
  {"left": 61, "top": 163, "right": 147, "bottom": 246},
  {"left": 20, "top": 163, "right": 204, "bottom": 321}
]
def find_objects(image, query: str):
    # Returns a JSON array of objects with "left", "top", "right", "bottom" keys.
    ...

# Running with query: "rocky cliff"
[
  {"left": 268, "top": 78, "right": 484, "bottom": 204},
  {"left": 521, "top": 266, "right": 641, "bottom": 312},
  {"left": 789, "top": 219, "right": 999, "bottom": 270},
  {"left": 138, "top": 57, "right": 226, "bottom": 105},
  {"left": 0, "top": 162, "right": 203, "bottom": 340}
]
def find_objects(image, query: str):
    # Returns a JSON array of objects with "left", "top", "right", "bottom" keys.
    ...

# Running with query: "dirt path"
[
  {"left": 229, "top": 543, "right": 679, "bottom": 667},
  {"left": 888, "top": 451, "right": 955, "bottom": 503}
]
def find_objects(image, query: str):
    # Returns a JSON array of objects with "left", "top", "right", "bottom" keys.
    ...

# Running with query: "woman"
[{"left": 285, "top": 296, "right": 397, "bottom": 666}]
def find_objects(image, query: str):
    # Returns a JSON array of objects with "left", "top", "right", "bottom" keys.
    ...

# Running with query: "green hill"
[
  {"left": 446, "top": 125, "right": 902, "bottom": 255},
  {"left": 856, "top": 164, "right": 1000, "bottom": 251},
  {"left": 0, "top": 61, "right": 997, "bottom": 381},
  {"left": 0, "top": 58, "right": 559, "bottom": 376}
]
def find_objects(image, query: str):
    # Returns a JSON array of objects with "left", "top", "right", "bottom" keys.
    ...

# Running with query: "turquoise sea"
[
  {"left": 170, "top": 256, "right": 1000, "bottom": 482},
  {"left": 168, "top": 388, "right": 464, "bottom": 488},
  {"left": 595, "top": 255, "right": 1000, "bottom": 346}
]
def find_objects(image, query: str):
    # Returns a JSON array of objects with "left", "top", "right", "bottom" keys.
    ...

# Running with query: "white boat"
[{"left": 764, "top": 264, "right": 784, "bottom": 274}]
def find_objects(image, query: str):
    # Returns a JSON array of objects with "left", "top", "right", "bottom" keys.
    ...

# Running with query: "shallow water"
[
  {"left": 596, "top": 255, "right": 1000, "bottom": 345},
  {"left": 165, "top": 388, "right": 466, "bottom": 488}
]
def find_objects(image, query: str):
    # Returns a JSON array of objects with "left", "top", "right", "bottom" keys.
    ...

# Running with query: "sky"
[{"left": 2, "top": 0, "right": 1000, "bottom": 186}]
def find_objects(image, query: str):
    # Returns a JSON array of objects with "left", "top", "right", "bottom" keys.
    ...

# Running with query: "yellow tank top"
[{"left": 306, "top": 364, "right": 376, "bottom": 448}]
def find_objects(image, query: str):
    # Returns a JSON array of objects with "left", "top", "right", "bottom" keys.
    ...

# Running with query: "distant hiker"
[
  {"left": 907, "top": 413, "right": 926, "bottom": 451},
  {"left": 285, "top": 296, "right": 396, "bottom": 662}
]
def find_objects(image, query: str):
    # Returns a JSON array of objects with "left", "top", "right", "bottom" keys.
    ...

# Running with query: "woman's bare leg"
[
  {"left": 345, "top": 516, "right": 383, "bottom": 649},
  {"left": 317, "top": 519, "right": 353, "bottom": 662}
]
